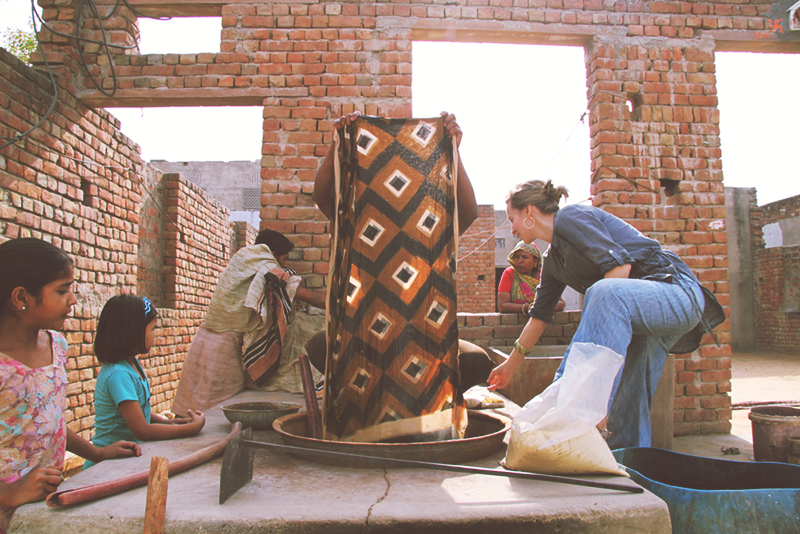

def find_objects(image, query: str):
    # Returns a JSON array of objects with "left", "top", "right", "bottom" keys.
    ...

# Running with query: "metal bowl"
[
  {"left": 273, "top": 410, "right": 510, "bottom": 468},
  {"left": 221, "top": 401, "right": 302, "bottom": 431}
]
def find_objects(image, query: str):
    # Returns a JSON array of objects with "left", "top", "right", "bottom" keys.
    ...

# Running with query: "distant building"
[{"left": 150, "top": 160, "right": 261, "bottom": 228}]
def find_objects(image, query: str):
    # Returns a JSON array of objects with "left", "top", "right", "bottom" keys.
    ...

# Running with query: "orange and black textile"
[
  {"left": 322, "top": 116, "right": 467, "bottom": 443},
  {"left": 242, "top": 272, "right": 292, "bottom": 385}
]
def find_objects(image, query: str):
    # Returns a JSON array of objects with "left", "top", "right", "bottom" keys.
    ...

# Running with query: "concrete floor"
[
  {"left": 11, "top": 351, "right": 799, "bottom": 533},
  {"left": 12, "top": 390, "right": 669, "bottom": 534},
  {"left": 673, "top": 351, "right": 800, "bottom": 462}
]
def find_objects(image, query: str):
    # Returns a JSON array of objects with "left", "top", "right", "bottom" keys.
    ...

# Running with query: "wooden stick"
[
  {"left": 143, "top": 456, "right": 169, "bottom": 534},
  {"left": 46, "top": 423, "right": 243, "bottom": 508},
  {"left": 299, "top": 353, "right": 323, "bottom": 439}
]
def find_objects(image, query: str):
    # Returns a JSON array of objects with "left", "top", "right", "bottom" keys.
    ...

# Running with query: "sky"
[{"left": 2, "top": 1, "right": 799, "bottom": 207}]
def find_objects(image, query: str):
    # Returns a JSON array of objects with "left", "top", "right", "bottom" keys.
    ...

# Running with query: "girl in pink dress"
[{"left": 0, "top": 239, "right": 142, "bottom": 533}]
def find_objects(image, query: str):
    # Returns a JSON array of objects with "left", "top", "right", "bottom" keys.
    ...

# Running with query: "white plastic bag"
[{"left": 503, "top": 342, "right": 628, "bottom": 476}]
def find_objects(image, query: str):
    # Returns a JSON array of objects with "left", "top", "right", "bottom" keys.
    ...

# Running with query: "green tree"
[{"left": 2, "top": 23, "right": 36, "bottom": 65}]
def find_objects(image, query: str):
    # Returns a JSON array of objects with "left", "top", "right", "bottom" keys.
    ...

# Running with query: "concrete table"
[{"left": 11, "top": 390, "right": 670, "bottom": 533}]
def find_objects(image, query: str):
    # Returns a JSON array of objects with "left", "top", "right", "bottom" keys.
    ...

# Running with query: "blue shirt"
[
  {"left": 85, "top": 358, "right": 151, "bottom": 468},
  {"left": 528, "top": 204, "right": 724, "bottom": 354},
  {"left": 530, "top": 203, "right": 698, "bottom": 323}
]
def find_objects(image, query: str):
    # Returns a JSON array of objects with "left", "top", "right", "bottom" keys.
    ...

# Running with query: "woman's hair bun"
[{"left": 543, "top": 180, "right": 568, "bottom": 202}]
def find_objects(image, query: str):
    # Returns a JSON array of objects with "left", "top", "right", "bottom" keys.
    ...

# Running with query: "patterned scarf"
[
  {"left": 242, "top": 268, "right": 295, "bottom": 385},
  {"left": 507, "top": 241, "right": 541, "bottom": 304}
]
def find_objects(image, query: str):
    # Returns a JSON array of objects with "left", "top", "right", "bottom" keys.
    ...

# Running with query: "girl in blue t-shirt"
[{"left": 86, "top": 295, "right": 205, "bottom": 468}]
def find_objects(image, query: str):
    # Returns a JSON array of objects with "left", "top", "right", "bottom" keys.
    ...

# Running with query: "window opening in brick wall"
[
  {"left": 80, "top": 177, "right": 93, "bottom": 207},
  {"left": 136, "top": 17, "right": 222, "bottom": 54},
  {"left": 626, "top": 93, "right": 643, "bottom": 122},
  {"left": 716, "top": 52, "right": 800, "bottom": 206},
  {"left": 242, "top": 188, "right": 261, "bottom": 210},
  {"left": 412, "top": 42, "right": 590, "bottom": 210}
]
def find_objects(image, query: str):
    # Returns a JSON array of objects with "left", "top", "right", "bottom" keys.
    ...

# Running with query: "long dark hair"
[
  {"left": 0, "top": 238, "right": 73, "bottom": 319},
  {"left": 95, "top": 294, "right": 158, "bottom": 363}
]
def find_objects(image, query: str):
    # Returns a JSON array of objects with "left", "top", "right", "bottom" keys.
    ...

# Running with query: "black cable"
[
  {"left": 31, "top": 4, "right": 137, "bottom": 50},
  {"left": 0, "top": 0, "right": 58, "bottom": 152},
  {"left": 75, "top": 0, "right": 118, "bottom": 97},
  {"left": 3, "top": 0, "right": 178, "bottom": 148}
]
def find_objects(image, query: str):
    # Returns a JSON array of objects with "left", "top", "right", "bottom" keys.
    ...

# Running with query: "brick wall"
[
  {"left": 456, "top": 204, "right": 496, "bottom": 313},
  {"left": 760, "top": 195, "right": 800, "bottom": 226},
  {"left": 21, "top": 0, "right": 800, "bottom": 436},
  {"left": 753, "top": 195, "right": 800, "bottom": 353},
  {"left": 754, "top": 246, "right": 800, "bottom": 353},
  {"left": 161, "top": 173, "right": 234, "bottom": 309},
  {"left": 459, "top": 311, "right": 582, "bottom": 352},
  {"left": 0, "top": 47, "right": 258, "bottom": 439},
  {"left": 137, "top": 164, "right": 167, "bottom": 307},
  {"left": 235, "top": 220, "right": 258, "bottom": 250}
]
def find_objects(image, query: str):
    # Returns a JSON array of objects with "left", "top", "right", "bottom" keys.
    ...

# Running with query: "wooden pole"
[
  {"left": 299, "top": 353, "right": 323, "bottom": 439},
  {"left": 143, "top": 456, "right": 169, "bottom": 534},
  {"left": 46, "top": 423, "right": 243, "bottom": 508}
]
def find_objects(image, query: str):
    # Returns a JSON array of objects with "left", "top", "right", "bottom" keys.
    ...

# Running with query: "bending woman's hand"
[
  {"left": 487, "top": 363, "right": 514, "bottom": 391},
  {"left": 269, "top": 267, "right": 290, "bottom": 283}
]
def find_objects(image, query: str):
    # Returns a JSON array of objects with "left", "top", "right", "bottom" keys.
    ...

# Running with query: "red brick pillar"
[
  {"left": 456, "top": 205, "right": 497, "bottom": 313},
  {"left": 585, "top": 36, "right": 731, "bottom": 435},
  {"left": 227, "top": 1, "right": 412, "bottom": 289}
]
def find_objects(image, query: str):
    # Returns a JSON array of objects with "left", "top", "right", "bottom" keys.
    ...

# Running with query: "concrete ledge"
[{"left": 12, "top": 391, "right": 670, "bottom": 533}]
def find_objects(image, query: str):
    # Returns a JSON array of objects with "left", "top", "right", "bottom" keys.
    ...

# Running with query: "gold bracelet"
[{"left": 514, "top": 339, "right": 533, "bottom": 356}]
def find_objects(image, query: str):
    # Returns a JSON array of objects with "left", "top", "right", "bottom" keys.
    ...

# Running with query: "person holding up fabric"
[
  {"left": 488, "top": 180, "right": 724, "bottom": 449},
  {"left": 497, "top": 241, "right": 565, "bottom": 314},
  {"left": 171, "top": 229, "right": 326, "bottom": 416},
  {"left": 310, "top": 110, "right": 496, "bottom": 394}
]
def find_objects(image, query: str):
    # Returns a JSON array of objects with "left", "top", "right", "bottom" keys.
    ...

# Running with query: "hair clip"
[{"left": 142, "top": 296, "right": 153, "bottom": 315}]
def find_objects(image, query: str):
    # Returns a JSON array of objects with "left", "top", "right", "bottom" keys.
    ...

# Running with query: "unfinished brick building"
[{"left": 2, "top": 0, "right": 799, "bottom": 440}]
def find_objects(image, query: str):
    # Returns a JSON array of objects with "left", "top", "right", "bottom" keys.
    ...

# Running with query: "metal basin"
[
  {"left": 273, "top": 411, "right": 510, "bottom": 468},
  {"left": 749, "top": 405, "right": 800, "bottom": 462},
  {"left": 613, "top": 447, "right": 800, "bottom": 534},
  {"left": 221, "top": 401, "right": 301, "bottom": 431}
]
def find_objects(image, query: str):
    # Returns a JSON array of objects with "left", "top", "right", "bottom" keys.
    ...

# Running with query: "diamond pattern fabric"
[{"left": 323, "top": 116, "right": 467, "bottom": 442}]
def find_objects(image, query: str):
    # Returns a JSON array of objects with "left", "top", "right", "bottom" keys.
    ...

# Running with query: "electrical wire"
[
  {"left": 0, "top": 2, "right": 58, "bottom": 152},
  {"left": 458, "top": 220, "right": 510, "bottom": 261},
  {"left": 75, "top": 0, "right": 119, "bottom": 97},
  {"left": 3, "top": 0, "right": 172, "bottom": 148},
  {"left": 538, "top": 111, "right": 587, "bottom": 178}
]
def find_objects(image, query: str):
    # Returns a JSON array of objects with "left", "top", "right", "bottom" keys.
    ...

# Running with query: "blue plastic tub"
[{"left": 613, "top": 447, "right": 800, "bottom": 534}]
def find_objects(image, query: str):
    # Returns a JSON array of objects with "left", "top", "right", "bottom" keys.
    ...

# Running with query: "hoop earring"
[{"left": 523, "top": 217, "right": 536, "bottom": 229}]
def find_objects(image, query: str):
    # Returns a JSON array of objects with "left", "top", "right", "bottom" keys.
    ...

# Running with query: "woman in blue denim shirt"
[{"left": 488, "top": 180, "right": 723, "bottom": 449}]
